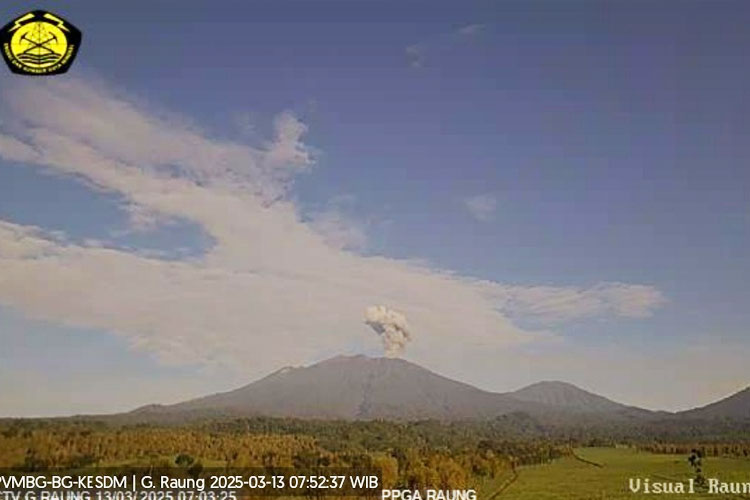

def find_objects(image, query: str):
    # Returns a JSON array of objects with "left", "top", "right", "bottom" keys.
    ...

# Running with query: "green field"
[{"left": 481, "top": 447, "right": 750, "bottom": 499}]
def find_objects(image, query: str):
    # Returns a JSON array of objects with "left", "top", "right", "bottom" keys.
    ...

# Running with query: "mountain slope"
[
  {"left": 679, "top": 386, "right": 750, "bottom": 419},
  {"left": 512, "top": 381, "right": 629, "bottom": 413}
]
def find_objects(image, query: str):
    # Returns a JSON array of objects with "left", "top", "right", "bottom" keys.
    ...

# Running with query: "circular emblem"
[{"left": 1, "top": 10, "right": 82, "bottom": 75}]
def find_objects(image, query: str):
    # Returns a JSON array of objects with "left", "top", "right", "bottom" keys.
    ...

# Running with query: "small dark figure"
[{"left": 688, "top": 449, "right": 706, "bottom": 487}]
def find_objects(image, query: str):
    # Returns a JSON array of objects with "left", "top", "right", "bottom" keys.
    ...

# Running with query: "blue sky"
[{"left": 0, "top": 0, "right": 748, "bottom": 415}]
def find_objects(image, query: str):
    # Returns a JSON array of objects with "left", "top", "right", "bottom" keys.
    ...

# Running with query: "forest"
[
  {"left": 2, "top": 415, "right": 750, "bottom": 492},
  {"left": 0, "top": 416, "right": 567, "bottom": 491}
]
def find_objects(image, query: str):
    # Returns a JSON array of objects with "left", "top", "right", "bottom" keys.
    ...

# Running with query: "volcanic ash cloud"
[{"left": 364, "top": 305, "right": 412, "bottom": 357}]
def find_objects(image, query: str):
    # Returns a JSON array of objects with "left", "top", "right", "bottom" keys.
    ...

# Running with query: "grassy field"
[{"left": 481, "top": 447, "right": 750, "bottom": 499}]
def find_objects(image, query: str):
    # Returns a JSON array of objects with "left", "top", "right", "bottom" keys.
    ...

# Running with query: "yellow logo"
[{"left": 1, "top": 10, "right": 82, "bottom": 75}]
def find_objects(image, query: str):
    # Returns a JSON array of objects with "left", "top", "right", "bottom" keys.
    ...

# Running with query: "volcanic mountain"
[
  {"left": 510, "top": 380, "right": 629, "bottom": 413},
  {"left": 130, "top": 355, "right": 642, "bottom": 420}
]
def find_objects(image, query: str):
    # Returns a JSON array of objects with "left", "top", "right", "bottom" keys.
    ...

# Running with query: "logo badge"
[{"left": 1, "top": 10, "right": 82, "bottom": 75}]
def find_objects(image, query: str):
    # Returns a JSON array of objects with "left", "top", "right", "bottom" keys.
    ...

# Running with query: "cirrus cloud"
[{"left": 0, "top": 78, "right": 666, "bottom": 379}]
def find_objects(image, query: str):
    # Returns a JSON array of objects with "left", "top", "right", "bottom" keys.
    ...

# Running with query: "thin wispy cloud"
[
  {"left": 456, "top": 24, "right": 485, "bottom": 36},
  {"left": 464, "top": 194, "right": 497, "bottom": 222},
  {"left": 307, "top": 203, "right": 368, "bottom": 251},
  {"left": 405, "top": 23, "right": 486, "bottom": 68},
  {"left": 493, "top": 283, "right": 668, "bottom": 323},
  {"left": 0, "top": 78, "right": 665, "bottom": 380}
]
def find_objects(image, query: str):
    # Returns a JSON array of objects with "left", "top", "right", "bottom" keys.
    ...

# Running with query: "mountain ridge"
[
  {"left": 162, "top": 355, "right": 534, "bottom": 420},
  {"left": 129, "top": 355, "right": 664, "bottom": 421},
  {"left": 127, "top": 355, "right": 750, "bottom": 422}
]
